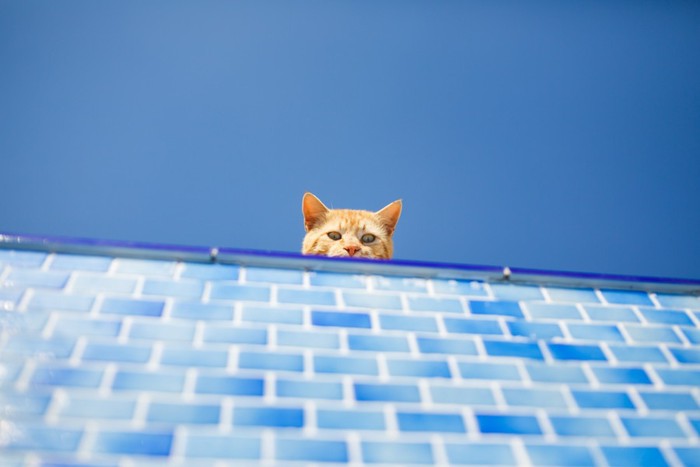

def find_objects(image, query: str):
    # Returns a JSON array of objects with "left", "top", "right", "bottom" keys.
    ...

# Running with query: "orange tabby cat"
[{"left": 302, "top": 192, "right": 402, "bottom": 259}]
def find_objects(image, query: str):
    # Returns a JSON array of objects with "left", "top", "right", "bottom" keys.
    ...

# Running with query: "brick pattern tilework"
[{"left": 1, "top": 249, "right": 700, "bottom": 465}]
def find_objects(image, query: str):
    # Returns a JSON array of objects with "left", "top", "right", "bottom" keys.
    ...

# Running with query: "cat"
[{"left": 301, "top": 192, "right": 402, "bottom": 259}]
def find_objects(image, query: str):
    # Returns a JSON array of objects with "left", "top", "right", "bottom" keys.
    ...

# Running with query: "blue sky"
[{"left": 2, "top": 1, "right": 699, "bottom": 279}]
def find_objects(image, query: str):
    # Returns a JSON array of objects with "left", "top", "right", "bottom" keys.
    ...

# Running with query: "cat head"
[{"left": 301, "top": 192, "right": 402, "bottom": 259}]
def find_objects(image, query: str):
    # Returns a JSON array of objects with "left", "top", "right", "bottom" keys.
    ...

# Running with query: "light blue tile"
[
  {"left": 373, "top": 276, "right": 428, "bottom": 292},
  {"left": 508, "top": 321, "right": 563, "bottom": 340},
  {"left": 30, "top": 291, "right": 94, "bottom": 312},
  {"left": 148, "top": 402, "right": 220, "bottom": 424},
  {"left": 7, "top": 337, "right": 75, "bottom": 358},
  {"left": 444, "top": 317, "right": 503, "bottom": 336},
  {"left": 6, "top": 270, "right": 69, "bottom": 289},
  {"left": 490, "top": 283, "right": 543, "bottom": 301},
  {"left": 195, "top": 375, "right": 264, "bottom": 396},
  {"left": 181, "top": 262, "right": 239, "bottom": 280},
  {"left": 130, "top": 320, "right": 196, "bottom": 342},
  {"left": 309, "top": 271, "right": 367, "bottom": 288},
  {"left": 112, "top": 370, "right": 185, "bottom": 393},
  {"left": 234, "top": 406, "right": 303, "bottom": 427},
  {"left": 72, "top": 275, "right": 137, "bottom": 294},
  {"left": 209, "top": 283, "right": 270, "bottom": 302},
  {"left": 408, "top": 296, "right": 463, "bottom": 313},
  {"left": 354, "top": 383, "right": 420, "bottom": 402},
  {"left": 624, "top": 325, "right": 681, "bottom": 343},
  {"left": 32, "top": 367, "right": 103, "bottom": 388},
  {"left": 0, "top": 392, "right": 52, "bottom": 417},
  {"left": 675, "top": 448, "right": 700, "bottom": 467},
  {"left": 477, "top": 413, "right": 542, "bottom": 435},
  {"left": 388, "top": 358, "right": 451, "bottom": 378},
  {"left": 525, "top": 445, "right": 595, "bottom": 467},
  {"left": 238, "top": 351, "right": 304, "bottom": 372},
  {"left": 417, "top": 336, "right": 478, "bottom": 355},
  {"left": 317, "top": 409, "right": 385, "bottom": 430},
  {"left": 549, "top": 416, "right": 616, "bottom": 437},
  {"left": 203, "top": 325, "right": 267, "bottom": 345},
  {"left": 501, "top": 388, "right": 567, "bottom": 409},
  {"left": 566, "top": 323, "right": 625, "bottom": 342},
  {"left": 379, "top": 313, "right": 437, "bottom": 332},
  {"left": 101, "top": 297, "right": 164, "bottom": 317},
  {"left": 171, "top": 301, "right": 233, "bottom": 320},
  {"left": 242, "top": 305, "right": 303, "bottom": 325},
  {"left": 682, "top": 327, "right": 700, "bottom": 344},
  {"left": 0, "top": 287, "right": 24, "bottom": 305},
  {"left": 621, "top": 416, "right": 685, "bottom": 438},
  {"left": 82, "top": 342, "right": 152, "bottom": 363},
  {"left": 51, "top": 254, "right": 112, "bottom": 271},
  {"left": 142, "top": 279, "right": 204, "bottom": 298},
  {"left": 526, "top": 363, "right": 590, "bottom": 384},
  {"left": 430, "top": 385, "right": 495, "bottom": 406},
  {"left": 115, "top": 258, "right": 176, "bottom": 276},
  {"left": 584, "top": 304, "right": 640, "bottom": 323},
  {"left": 343, "top": 291, "right": 402, "bottom": 310},
  {"left": 688, "top": 418, "right": 700, "bottom": 435},
  {"left": 315, "top": 355, "right": 378, "bottom": 376},
  {"left": 348, "top": 333, "right": 409, "bottom": 352},
  {"left": 459, "top": 361, "right": 521, "bottom": 382},
  {"left": 362, "top": 441, "right": 434, "bottom": 464},
  {"left": 277, "top": 330, "right": 340, "bottom": 349},
  {"left": 93, "top": 431, "right": 172, "bottom": 456},
  {"left": 53, "top": 317, "right": 121, "bottom": 338},
  {"left": 61, "top": 397, "right": 135, "bottom": 420},
  {"left": 397, "top": 411, "right": 465, "bottom": 433},
  {"left": 277, "top": 288, "right": 336, "bottom": 306},
  {"left": 246, "top": 267, "right": 303, "bottom": 284},
  {"left": 639, "top": 391, "right": 699, "bottom": 411},
  {"left": 312, "top": 310, "right": 371, "bottom": 329},
  {"left": 545, "top": 287, "right": 600, "bottom": 303},
  {"left": 484, "top": 340, "right": 543, "bottom": 360},
  {"left": 445, "top": 443, "right": 516, "bottom": 466},
  {"left": 469, "top": 300, "right": 523, "bottom": 318},
  {"left": 276, "top": 379, "right": 343, "bottom": 400},
  {"left": 591, "top": 367, "right": 652, "bottom": 385},
  {"left": 2, "top": 425, "right": 82, "bottom": 452},
  {"left": 1, "top": 309, "right": 49, "bottom": 334},
  {"left": 571, "top": 390, "right": 635, "bottom": 409},
  {"left": 600, "top": 289, "right": 654, "bottom": 306},
  {"left": 160, "top": 347, "right": 228, "bottom": 367},
  {"left": 639, "top": 307, "right": 693, "bottom": 326},
  {"left": 433, "top": 279, "right": 488, "bottom": 297},
  {"left": 608, "top": 344, "right": 668, "bottom": 363},
  {"left": 600, "top": 446, "right": 668, "bottom": 467},
  {"left": 276, "top": 438, "right": 348, "bottom": 463},
  {"left": 184, "top": 435, "right": 260, "bottom": 459},
  {"left": 526, "top": 302, "right": 583, "bottom": 320},
  {"left": 0, "top": 250, "right": 47, "bottom": 267},
  {"left": 655, "top": 293, "right": 700, "bottom": 310},
  {"left": 548, "top": 343, "right": 607, "bottom": 361},
  {"left": 670, "top": 347, "right": 700, "bottom": 364}
]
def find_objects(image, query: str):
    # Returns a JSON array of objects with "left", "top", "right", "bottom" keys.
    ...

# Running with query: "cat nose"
[{"left": 344, "top": 245, "right": 361, "bottom": 257}]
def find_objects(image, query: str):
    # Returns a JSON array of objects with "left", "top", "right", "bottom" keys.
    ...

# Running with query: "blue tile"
[
  {"left": 276, "top": 379, "right": 343, "bottom": 400},
  {"left": 545, "top": 287, "right": 599, "bottom": 303},
  {"left": 113, "top": 371, "right": 185, "bottom": 393},
  {"left": 185, "top": 434, "right": 260, "bottom": 459},
  {"left": 171, "top": 301, "right": 233, "bottom": 320},
  {"left": 675, "top": 448, "right": 700, "bottom": 467},
  {"left": 101, "top": 297, "right": 164, "bottom": 317},
  {"left": 459, "top": 361, "right": 522, "bottom": 381},
  {"left": 444, "top": 317, "right": 503, "bottom": 336},
  {"left": 348, "top": 333, "right": 409, "bottom": 352},
  {"left": 242, "top": 305, "right": 303, "bottom": 325},
  {"left": 526, "top": 363, "right": 590, "bottom": 384},
  {"left": 526, "top": 303, "right": 583, "bottom": 320},
  {"left": 195, "top": 375, "right": 264, "bottom": 396},
  {"left": 204, "top": 325, "right": 268, "bottom": 346},
  {"left": 72, "top": 275, "right": 137, "bottom": 294},
  {"left": 51, "top": 254, "right": 112, "bottom": 271},
  {"left": 591, "top": 367, "right": 652, "bottom": 385},
  {"left": 142, "top": 279, "right": 204, "bottom": 298},
  {"left": 246, "top": 267, "right": 303, "bottom": 284},
  {"left": 315, "top": 355, "right": 378, "bottom": 376},
  {"left": 6, "top": 336, "right": 75, "bottom": 358},
  {"left": 549, "top": 416, "right": 616, "bottom": 437},
  {"left": 387, "top": 358, "right": 451, "bottom": 378},
  {"left": 93, "top": 431, "right": 172, "bottom": 456},
  {"left": 53, "top": 317, "right": 121, "bottom": 338},
  {"left": 639, "top": 391, "right": 699, "bottom": 411},
  {"left": 1, "top": 309, "right": 49, "bottom": 334},
  {"left": 571, "top": 390, "right": 635, "bottom": 409},
  {"left": 408, "top": 296, "right": 463, "bottom": 313},
  {"left": 477, "top": 413, "right": 542, "bottom": 435},
  {"left": 2, "top": 425, "right": 82, "bottom": 452},
  {"left": 690, "top": 418, "right": 700, "bottom": 435},
  {"left": 312, "top": 310, "right": 371, "bottom": 329},
  {"left": 670, "top": 347, "right": 700, "bottom": 364},
  {"left": 655, "top": 368, "right": 700, "bottom": 386},
  {"left": 526, "top": 445, "right": 595, "bottom": 467},
  {"left": 0, "top": 287, "right": 23, "bottom": 305},
  {"left": 238, "top": 351, "right": 304, "bottom": 372},
  {"left": 115, "top": 258, "right": 176, "bottom": 275},
  {"left": 417, "top": 336, "right": 478, "bottom": 355},
  {"left": 343, "top": 291, "right": 402, "bottom": 310},
  {"left": 608, "top": 344, "right": 668, "bottom": 363},
  {"left": 0, "top": 250, "right": 46, "bottom": 267},
  {"left": 373, "top": 275, "right": 428, "bottom": 292},
  {"left": 276, "top": 438, "right": 348, "bottom": 463},
  {"left": 209, "top": 283, "right": 270, "bottom": 302},
  {"left": 82, "top": 342, "right": 152, "bottom": 363},
  {"left": 234, "top": 406, "right": 303, "bottom": 427},
  {"left": 584, "top": 304, "right": 640, "bottom": 323},
  {"left": 469, "top": 300, "right": 523, "bottom": 318},
  {"left": 7, "top": 270, "right": 69, "bottom": 288},
  {"left": 682, "top": 327, "right": 700, "bottom": 344},
  {"left": 30, "top": 291, "right": 94, "bottom": 311},
  {"left": 181, "top": 262, "right": 239, "bottom": 280},
  {"left": 624, "top": 325, "right": 681, "bottom": 343},
  {"left": 160, "top": 347, "right": 228, "bottom": 367},
  {"left": 655, "top": 293, "right": 700, "bottom": 309},
  {"left": 600, "top": 289, "right": 654, "bottom": 306},
  {"left": 490, "top": 283, "right": 544, "bottom": 300},
  {"left": 317, "top": 409, "right": 385, "bottom": 430},
  {"left": 397, "top": 411, "right": 465, "bottom": 433},
  {"left": 277, "top": 288, "right": 336, "bottom": 306},
  {"left": 430, "top": 385, "right": 496, "bottom": 406},
  {"left": 484, "top": 340, "right": 544, "bottom": 360},
  {"left": 1, "top": 392, "right": 52, "bottom": 417},
  {"left": 445, "top": 443, "right": 516, "bottom": 466},
  {"left": 600, "top": 446, "right": 668, "bottom": 467},
  {"left": 379, "top": 313, "right": 437, "bottom": 332},
  {"left": 621, "top": 416, "right": 685, "bottom": 438},
  {"left": 278, "top": 329, "right": 338, "bottom": 349},
  {"left": 362, "top": 441, "right": 433, "bottom": 464},
  {"left": 566, "top": 323, "right": 624, "bottom": 342},
  {"left": 354, "top": 383, "right": 420, "bottom": 402},
  {"left": 130, "top": 321, "right": 196, "bottom": 342},
  {"left": 433, "top": 279, "right": 488, "bottom": 297},
  {"left": 548, "top": 343, "right": 607, "bottom": 361},
  {"left": 508, "top": 321, "right": 563, "bottom": 340},
  {"left": 502, "top": 388, "right": 567, "bottom": 409},
  {"left": 31, "top": 367, "right": 103, "bottom": 388},
  {"left": 61, "top": 397, "right": 135, "bottom": 420},
  {"left": 639, "top": 307, "right": 693, "bottom": 326},
  {"left": 309, "top": 271, "right": 367, "bottom": 288}
]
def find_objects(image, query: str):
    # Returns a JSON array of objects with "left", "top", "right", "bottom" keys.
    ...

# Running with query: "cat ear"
[
  {"left": 376, "top": 199, "right": 402, "bottom": 236},
  {"left": 302, "top": 192, "right": 329, "bottom": 232}
]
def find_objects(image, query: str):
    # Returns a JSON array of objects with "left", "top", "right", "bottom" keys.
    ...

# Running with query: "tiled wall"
[{"left": 1, "top": 248, "right": 700, "bottom": 465}]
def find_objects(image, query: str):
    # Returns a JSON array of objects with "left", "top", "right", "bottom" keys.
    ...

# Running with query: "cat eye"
[
  {"left": 361, "top": 234, "right": 376, "bottom": 244},
  {"left": 327, "top": 232, "right": 342, "bottom": 241}
]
